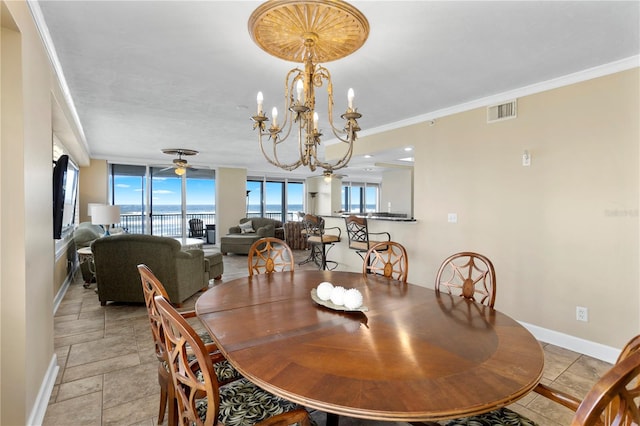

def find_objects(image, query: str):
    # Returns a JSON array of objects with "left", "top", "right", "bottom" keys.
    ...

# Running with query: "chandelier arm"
[{"left": 258, "top": 132, "right": 303, "bottom": 171}]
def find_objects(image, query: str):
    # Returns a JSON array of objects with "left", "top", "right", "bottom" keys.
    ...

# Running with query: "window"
[
  {"left": 247, "top": 178, "right": 305, "bottom": 222},
  {"left": 110, "top": 164, "right": 215, "bottom": 236},
  {"left": 342, "top": 182, "right": 379, "bottom": 213}
]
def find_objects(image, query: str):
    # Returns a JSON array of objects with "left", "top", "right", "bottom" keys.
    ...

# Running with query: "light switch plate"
[{"left": 447, "top": 213, "right": 458, "bottom": 223}]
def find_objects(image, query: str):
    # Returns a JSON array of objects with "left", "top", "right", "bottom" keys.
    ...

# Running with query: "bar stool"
[{"left": 299, "top": 214, "right": 341, "bottom": 270}]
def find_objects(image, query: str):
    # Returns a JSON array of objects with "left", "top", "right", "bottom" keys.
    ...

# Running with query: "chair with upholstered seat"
[
  {"left": 435, "top": 252, "right": 496, "bottom": 308},
  {"left": 188, "top": 218, "right": 205, "bottom": 238},
  {"left": 533, "top": 334, "right": 640, "bottom": 419},
  {"left": 300, "top": 214, "right": 341, "bottom": 271},
  {"left": 154, "top": 295, "right": 313, "bottom": 426},
  {"left": 344, "top": 215, "right": 390, "bottom": 260},
  {"left": 138, "top": 264, "right": 241, "bottom": 425},
  {"left": 248, "top": 237, "right": 294, "bottom": 276},
  {"left": 362, "top": 241, "right": 408, "bottom": 282},
  {"left": 443, "top": 348, "right": 640, "bottom": 426}
]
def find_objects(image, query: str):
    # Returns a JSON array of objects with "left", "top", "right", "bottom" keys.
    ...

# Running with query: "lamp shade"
[
  {"left": 91, "top": 205, "right": 121, "bottom": 227},
  {"left": 87, "top": 203, "right": 104, "bottom": 216}
]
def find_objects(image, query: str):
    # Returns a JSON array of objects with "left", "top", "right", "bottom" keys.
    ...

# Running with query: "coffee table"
[{"left": 196, "top": 270, "right": 544, "bottom": 424}]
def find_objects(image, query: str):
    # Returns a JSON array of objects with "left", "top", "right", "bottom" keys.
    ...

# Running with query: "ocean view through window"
[{"left": 110, "top": 164, "right": 215, "bottom": 236}]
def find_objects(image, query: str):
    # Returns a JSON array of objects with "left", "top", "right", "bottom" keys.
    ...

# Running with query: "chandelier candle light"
[{"left": 249, "top": 0, "right": 369, "bottom": 173}]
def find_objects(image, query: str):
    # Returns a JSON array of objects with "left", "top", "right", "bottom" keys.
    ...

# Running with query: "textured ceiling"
[{"left": 36, "top": 1, "right": 639, "bottom": 181}]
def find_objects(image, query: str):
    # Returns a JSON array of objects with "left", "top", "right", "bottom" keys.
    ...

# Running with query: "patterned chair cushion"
[
  {"left": 196, "top": 378, "right": 315, "bottom": 426},
  {"left": 443, "top": 407, "right": 537, "bottom": 426},
  {"left": 197, "top": 332, "right": 243, "bottom": 384}
]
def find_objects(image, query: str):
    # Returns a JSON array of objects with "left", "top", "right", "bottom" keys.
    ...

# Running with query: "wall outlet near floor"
[
  {"left": 576, "top": 306, "right": 588, "bottom": 322},
  {"left": 447, "top": 213, "right": 458, "bottom": 223}
]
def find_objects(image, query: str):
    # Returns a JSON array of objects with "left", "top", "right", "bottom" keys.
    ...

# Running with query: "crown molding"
[{"left": 361, "top": 56, "right": 640, "bottom": 138}]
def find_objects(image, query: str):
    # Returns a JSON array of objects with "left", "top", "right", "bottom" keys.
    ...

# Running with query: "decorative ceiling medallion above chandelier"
[{"left": 249, "top": 0, "right": 369, "bottom": 173}]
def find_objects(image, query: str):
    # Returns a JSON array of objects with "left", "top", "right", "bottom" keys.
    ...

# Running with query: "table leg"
[{"left": 326, "top": 413, "right": 339, "bottom": 426}]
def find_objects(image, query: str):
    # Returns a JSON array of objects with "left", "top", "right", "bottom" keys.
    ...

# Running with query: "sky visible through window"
[{"left": 114, "top": 176, "right": 304, "bottom": 207}]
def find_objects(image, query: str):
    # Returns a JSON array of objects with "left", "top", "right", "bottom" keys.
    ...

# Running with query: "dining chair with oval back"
[
  {"left": 362, "top": 241, "right": 408, "bottom": 283},
  {"left": 154, "top": 295, "right": 314, "bottom": 426},
  {"left": 137, "top": 264, "right": 241, "bottom": 425},
  {"left": 443, "top": 348, "right": 640, "bottom": 426},
  {"left": 248, "top": 237, "right": 295, "bottom": 276},
  {"left": 434, "top": 252, "right": 497, "bottom": 308},
  {"left": 533, "top": 334, "right": 640, "bottom": 421}
]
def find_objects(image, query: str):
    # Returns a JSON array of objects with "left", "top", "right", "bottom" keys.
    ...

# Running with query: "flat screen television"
[{"left": 53, "top": 154, "right": 79, "bottom": 239}]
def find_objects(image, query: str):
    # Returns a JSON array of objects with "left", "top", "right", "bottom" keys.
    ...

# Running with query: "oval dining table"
[{"left": 195, "top": 270, "right": 544, "bottom": 424}]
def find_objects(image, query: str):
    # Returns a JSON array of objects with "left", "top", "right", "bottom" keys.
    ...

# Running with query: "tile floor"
[{"left": 44, "top": 247, "right": 612, "bottom": 426}]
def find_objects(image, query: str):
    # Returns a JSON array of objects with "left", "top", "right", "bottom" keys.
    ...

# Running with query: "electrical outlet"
[
  {"left": 447, "top": 213, "right": 458, "bottom": 223},
  {"left": 576, "top": 306, "right": 588, "bottom": 322}
]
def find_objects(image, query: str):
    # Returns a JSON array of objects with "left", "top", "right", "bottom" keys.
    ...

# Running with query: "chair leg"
[
  {"left": 320, "top": 243, "right": 338, "bottom": 271},
  {"left": 158, "top": 365, "right": 169, "bottom": 425},
  {"left": 298, "top": 244, "right": 317, "bottom": 265}
]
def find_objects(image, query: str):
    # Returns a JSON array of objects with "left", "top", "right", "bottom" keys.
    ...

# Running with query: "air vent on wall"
[{"left": 487, "top": 99, "right": 517, "bottom": 123}]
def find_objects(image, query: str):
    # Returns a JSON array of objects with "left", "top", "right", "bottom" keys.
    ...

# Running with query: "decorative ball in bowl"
[
  {"left": 310, "top": 284, "right": 368, "bottom": 312},
  {"left": 316, "top": 281, "right": 334, "bottom": 301}
]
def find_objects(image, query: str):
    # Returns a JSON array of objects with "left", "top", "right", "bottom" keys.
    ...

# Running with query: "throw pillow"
[{"left": 239, "top": 220, "right": 255, "bottom": 234}]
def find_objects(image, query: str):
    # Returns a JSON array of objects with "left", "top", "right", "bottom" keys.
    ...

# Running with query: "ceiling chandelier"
[{"left": 249, "top": 0, "right": 369, "bottom": 173}]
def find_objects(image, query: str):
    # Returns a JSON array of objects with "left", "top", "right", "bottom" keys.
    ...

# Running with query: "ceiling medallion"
[{"left": 249, "top": 0, "right": 369, "bottom": 173}]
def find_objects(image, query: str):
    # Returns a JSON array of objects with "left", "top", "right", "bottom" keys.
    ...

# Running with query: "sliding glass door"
[{"left": 110, "top": 164, "right": 215, "bottom": 236}]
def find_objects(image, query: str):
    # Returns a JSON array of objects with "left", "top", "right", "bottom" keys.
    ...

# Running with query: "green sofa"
[
  {"left": 91, "top": 234, "right": 215, "bottom": 305},
  {"left": 220, "top": 217, "right": 284, "bottom": 255}
]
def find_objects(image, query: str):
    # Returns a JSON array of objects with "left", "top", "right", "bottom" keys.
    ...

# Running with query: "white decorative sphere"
[
  {"left": 330, "top": 286, "right": 346, "bottom": 306},
  {"left": 316, "top": 282, "right": 334, "bottom": 301},
  {"left": 343, "top": 288, "right": 364, "bottom": 310}
]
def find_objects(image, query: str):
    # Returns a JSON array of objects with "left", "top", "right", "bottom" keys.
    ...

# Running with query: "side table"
[{"left": 77, "top": 246, "right": 95, "bottom": 289}]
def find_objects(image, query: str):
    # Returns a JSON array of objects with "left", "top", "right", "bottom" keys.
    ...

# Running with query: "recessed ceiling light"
[
  {"left": 364, "top": 154, "right": 372, "bottom": 158},
  {"left": 404, "top": 147, "right": 413, "bottom": 152},
  {"left": 398, "top": 157, "right": 414, "bottom": 162}
]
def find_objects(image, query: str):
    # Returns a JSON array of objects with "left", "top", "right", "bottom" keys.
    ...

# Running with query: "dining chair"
[
  {"left": 362, "top": 241, "right": 408, "bottom": 282},
  {"left": 344, "top": 215, "right": 390, "bottom": 260},
  {"left": 434, "top": 251, "right": 496, "bottom": 308},
  {"left": 138, "top": 264, "right": 241, "bottom": 425},
  {"left": 248, "top": 237, "right": 295, "bottom": 276},
  {"left": 300, "top": 214, "right": 341, "bottom": 270},
  {"left": 533, "top": 334, "right": 640, "bottom": 419},
  {"left": 442, "top": 349, "right": 640, "bottom": 426},
  {"left": 154, "top": 295, "right": 313, "bottom": 426}
]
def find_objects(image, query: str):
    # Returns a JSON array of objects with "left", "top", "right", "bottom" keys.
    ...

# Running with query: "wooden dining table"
[{"left": 195, "top": 270, "right": 544, "bottom": 424}]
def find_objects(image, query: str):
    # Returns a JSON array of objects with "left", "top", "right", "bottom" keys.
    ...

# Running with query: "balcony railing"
[
  {"left": 118, "top": 213, "right": 216, "bottom": 236},
  {"left": 120, "top": 211, "right": 300, "bottom": 236}
]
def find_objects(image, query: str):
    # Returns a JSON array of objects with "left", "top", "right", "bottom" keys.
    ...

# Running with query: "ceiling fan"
[
  {"left": 320, "top": 169, "right": 348, "bottom": 181},
  {"left": 160, "top": 148, "right": 198, "bottom": 176}
]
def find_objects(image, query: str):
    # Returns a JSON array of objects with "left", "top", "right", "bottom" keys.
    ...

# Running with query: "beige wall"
[
  {"left": 216, "top": 167, "right": 248, "bottom": 244},
  {"left": 325, "top": 69, "right": 639, "bottom": 351},
  {"left": 79, "top": 159, "right": 109, "bottom": 223},
  {"left": 1, "top": 0, "right": 63, "bottom": 423},
  {"left": 381, "top": 168, "right": 414, "bottom": 216}
]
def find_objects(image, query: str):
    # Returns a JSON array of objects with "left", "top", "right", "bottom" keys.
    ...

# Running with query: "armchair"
[{"left": 92, "top": 234, "right": 211, "bottom": 306}]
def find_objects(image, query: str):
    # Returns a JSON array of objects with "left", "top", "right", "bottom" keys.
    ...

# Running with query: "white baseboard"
[
  {"left": 27, "top": 354, "right": 59, "bottom": 426},
  {"left": 53, "top": 263, "right": 77, "bottom": 314},
  {"left": 520, "top": 321, "right": 621, "bottom": 364}
]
